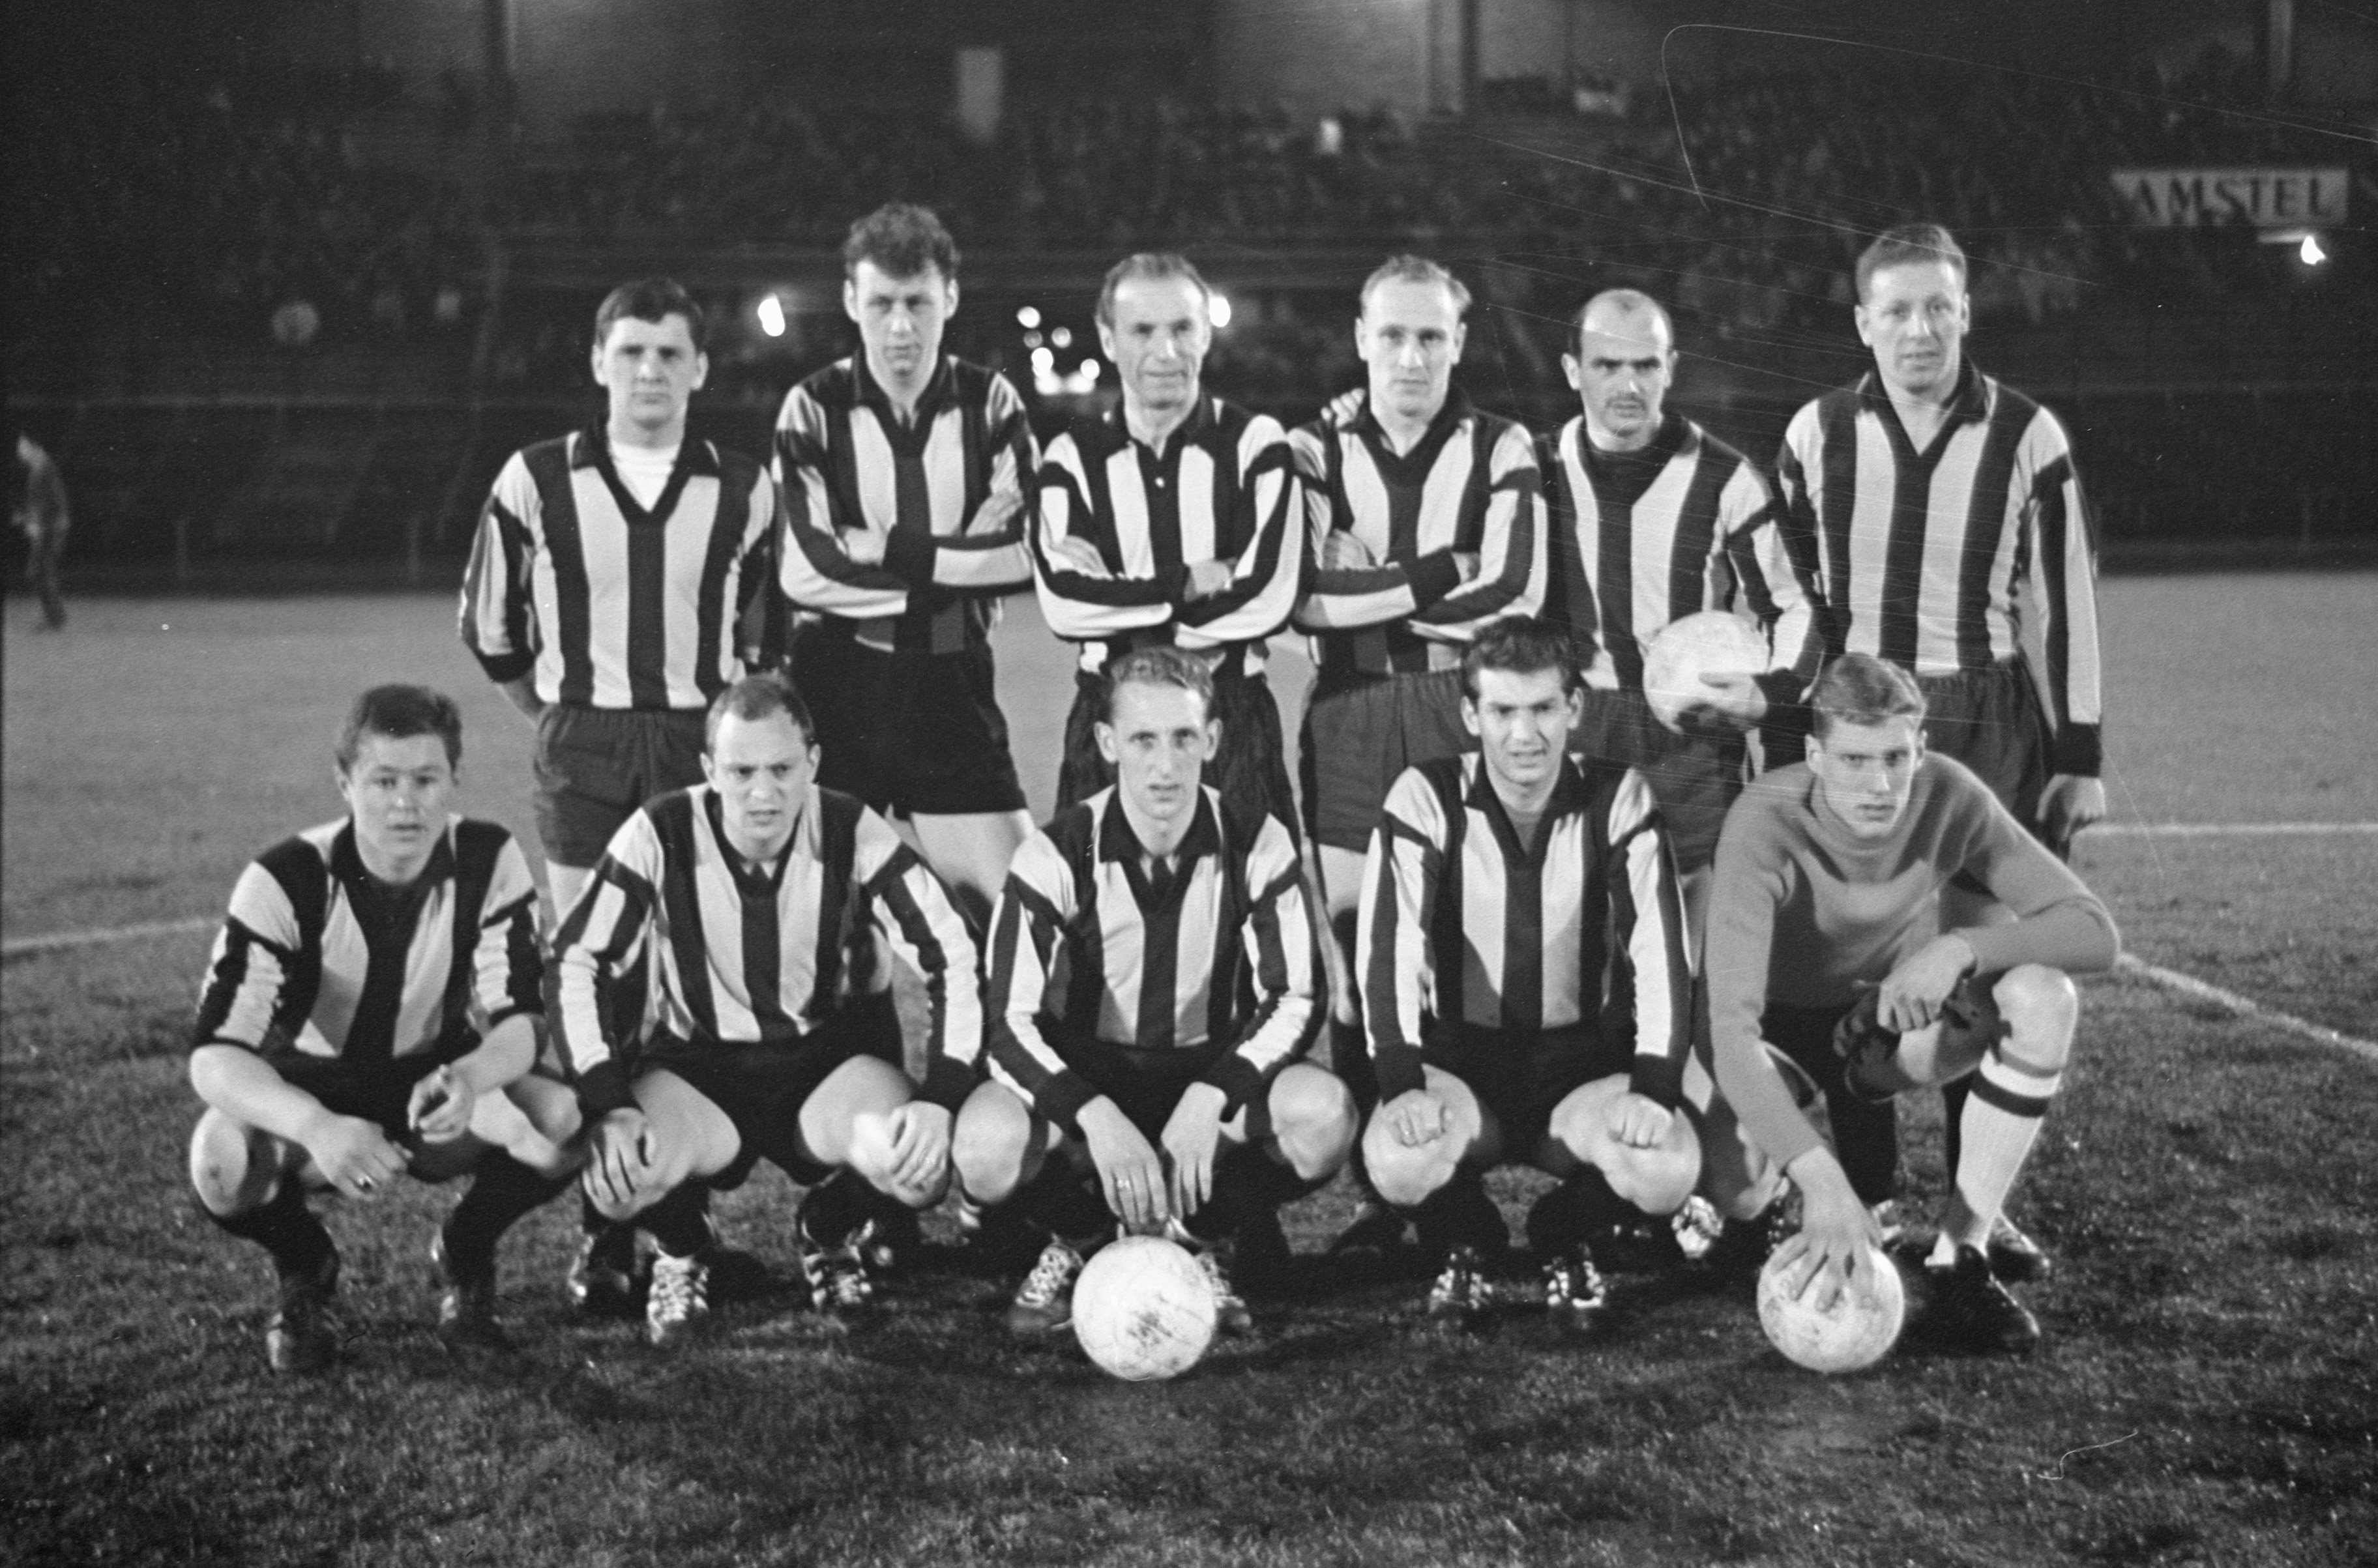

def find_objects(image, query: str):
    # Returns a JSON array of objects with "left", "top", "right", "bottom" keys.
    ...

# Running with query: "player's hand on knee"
[
  {"left": 1079, "top": 1099, "right": 1167, "bottom": 1229},
  {"left": 587, "top": 1107, "right": 657, "bottom": 1212},
  {"left": 1604, "top": 1092, "right": 1673, "bottom": 1150},
  {"left": 1382, "top": 1088, "right": 1448, "bottom": 1150},
  {"left": 884, "top": 1101, "right": 954, "bottom": 1198},
  {"left": 1160, "top": 1083, "right": 1228, "bottom": 1218},
  {"left": 407, "top": 1066, "right": 476, "bottom": 1144},
  {"left": 307, "top": 1114, "right": 409, "bottom": 1199},
  {"left": 1876, "top": 934, "right": 1976, "bottom": 1034}
]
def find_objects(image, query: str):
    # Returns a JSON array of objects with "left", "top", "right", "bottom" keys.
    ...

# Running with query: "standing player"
[
  {"left": 774, "top": 204, "right": 1037, "bottom": 928},
  {"left": 458, "top": 277, "right": 780, "bottom": 1318},
  {"left": 1703, "top": 654, "right": 2119, "bottom": 1352},
  {"left": 186, "top": 686, "right": 580, "bottom": 1372},
  {"left": 552, "top": 673, "right": 982, "bottom": 1346},
  {"left": 1542, "top": 288, "right": 1821, "bottom": 926},
  {"left": 956, "top": 648, "right": 1355, "bottom": 1337},
  {"left": 1358, "top": 619, "right": 1696, "bottom": 1331},
  {"left": 13, "top": 431, "right": 70, "bottom": 630},
  {"left": 1287, "top": 254, "right": 1544, "bottom": 1249},
  {"left": 1777, "top": 224, "right": 2106, "bottom": 1277},
  {"left": 1032, "top": 253, "right": 1303, "bottom": 834}
]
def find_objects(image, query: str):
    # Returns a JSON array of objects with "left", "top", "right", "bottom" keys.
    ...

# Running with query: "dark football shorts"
[
  {"left": 534, "top": 704, "right": 707, "bottom": 869},
  {"left": 791, "top": 621, "right": 1027, "bottom": 819},
  {"left": 1417, "top": 1021, "right": 1627, "bottom": 1167},
  {"left": 1916, "top": 660, "right": 2056, "bottom": 849},
  {"left": 1058, "top": 663, "right": 1300, "bottom": 841},
  {"left": 261, "top": 1048, "right": 447, "bottom": 1146},
  {"left": 1572, "top": 684, "right": 1748, "bottom": 875},
  {"left": 1040, "top": 1034, "right": 1274, "bottom": 1147},
  {"left": 1300, "top": 667, "right": 1472, "bottom": 852},
  {"left": 632, "top": 993, "right": 903, "bottom": 1191}
]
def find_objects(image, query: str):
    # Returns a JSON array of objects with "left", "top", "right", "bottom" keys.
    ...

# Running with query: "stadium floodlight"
[
  {"left": 1052, "top": 326, "right": 1073, "bottom": 347},
  {"left": 2300, "top": 233, "right": 2328, "bottom": 266},
  {"left": 1017, "top": 305, "right": 1042, "bottom": 329},
  {"left": 1209, "top": 293, "right": 1233, "bottom": 329},
  {"left": 757, "top": 293, "right": 787, "bottom": 338}
]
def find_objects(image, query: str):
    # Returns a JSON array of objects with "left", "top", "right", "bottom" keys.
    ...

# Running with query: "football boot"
[
  {"left": 1426, "top": 1244, "right": 1494, "bottom": 1331},
  {"left": 266, "top": 1245, "right": 342, "bottom": 1375},
  {"left": 1924, "top": 1243, "right": 2041, "bottom": 1354},
  {"left": 568, "top": 1221, "right": 643, "bottom": 1320},
  {"left": 1005, "top": 1239, "right": 1086, "bottom": 1337},
  {"left": 1541, "top": 1242, "right": 1611, "bottom": 1339},
  {"left": 429, "top": 1229, "right": 511, "bottom": 1355},
  {"left": 644, "top": 1251, "right": 712, "bottom": 1348}
]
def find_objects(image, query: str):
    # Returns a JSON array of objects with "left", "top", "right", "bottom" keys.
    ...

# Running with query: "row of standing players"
[{"left": 188, "top": 202, "right": 2115, "bottom": 1372}]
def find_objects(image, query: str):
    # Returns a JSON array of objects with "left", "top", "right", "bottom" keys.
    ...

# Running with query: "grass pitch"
[{"left": 4, "top": 577, "right": 2375, "bottom": 1567}]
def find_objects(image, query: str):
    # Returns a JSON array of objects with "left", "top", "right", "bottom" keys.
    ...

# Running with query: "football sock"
[
  {"left": 204, "top": 1178, "right": 334, "bottom": 1281},
  {"left": 1020, "top": 1161, "right": 1112, "bottom": 1253},
  {"left": 444, "top": 1153, "right": 573, "bottom": 1281},
  {"left": 1199, "top": 1146, "right": 1327, "bottom": 1245},
  {"left": 1524, "top": 1167, "right": 1627, "bottom": 1255},
  {"left": 797, "top": 1168, "right": 869, "bottom": 1249},
  {"left": 1945, "top": 1048, "right": 2062, "bottom": 1254},
  {"left": 1411, "top": 1172, "right": 1505, "bottom": 1260},
  {"left": 639, "top": 1182, "right": 714, "bottom": 1260}
]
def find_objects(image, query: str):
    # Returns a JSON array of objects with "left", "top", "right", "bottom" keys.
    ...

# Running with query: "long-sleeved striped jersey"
[
  {"left": 984, "top": 786, "right": 1317, "bottom": 1133},
  {"left": 1287, "top": 388, "right": 1544, "bottom": 679},
  {"left": 553, "top": 783, "right": 982, "bottom": 1118},
  {"left": 1542, "top": 413, "right": 1821, "bottom": 703},
  {"left": 1777, "top": 364, "right": 2103, "bottom": 775},
  {"left": 1358, "top": 755, "right": 1691, "bottom": 1107},
  {"left": 774, "top": 355, "right": 1036, "bottom": 656},
  {"left": 193, "top": 817, "right": 542, "bottom": 1066},
  {"left": 1031, "top": 396, "right": 1301, "bottom": 680},
  {"left": 459, "top": 428, "right": 778, "bottom": 710}
]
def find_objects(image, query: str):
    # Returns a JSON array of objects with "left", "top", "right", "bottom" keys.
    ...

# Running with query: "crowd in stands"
[{"left": 10, "top": 46, "right": 2364, "bottom": 370}]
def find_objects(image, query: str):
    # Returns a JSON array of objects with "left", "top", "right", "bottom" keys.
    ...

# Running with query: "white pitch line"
[
  {"left": 2087, "top": 822, "right": 2378, "bottom": 839},
  {"left": 1, "top": 915, "right": 215, "bottom": 959},
  {"left": 2117, "top": 953, "right": 2378, "bottom": 1066}
]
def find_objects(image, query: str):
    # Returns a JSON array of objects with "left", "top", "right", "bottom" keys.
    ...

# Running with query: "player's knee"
[
  {"left": 1269, "top": 1065, "right": 1357, "bottom": 1182},
  {"left": 188, "top": 1112, "right": 277, "bottom": 1215},
  {"left": 1600, "top": 1123, "right": 1701, "bottom": 1217},
  {"left": 1994, "top": 965, "right": 2078, "bottom": 1071},
  {"left": 952, "top": 1082, "right": 1035, "bottom": 1206},
  {"left": 1362, "top": 1116, "right": 1452, "bottom": 1210}
]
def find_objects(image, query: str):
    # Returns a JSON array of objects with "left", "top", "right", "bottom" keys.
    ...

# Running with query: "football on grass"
[
  {"left": 1072, "top": 1236, "right": 1218, "bottom": 1382},
  {"left": 1641, "top": 611, "right": 1769, "bottom": 732},
  {"left": 1756, "top": 1243, "right": 1907, "bottom": 1374}
]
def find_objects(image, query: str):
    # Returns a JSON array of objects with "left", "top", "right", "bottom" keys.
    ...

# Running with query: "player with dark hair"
[
  {"left": 1703, "top": 652, "right": 2119, "bottom": 1352},
  {"left": 187, "top": 686, "right": 580, "bottom": 1372},
  {"left": 13, "top": 432, "right": 70, "bottom": 630},
  {"left": 1286, "top": 255, "right": 1544, "bottom": 1253},
  {"left": 1032, "top": 252, "right": 1304, "bottom": 835},
  {"left": 957, "top": 646, "right": 1353, "bottom": 1338},
  {"left": 1542, "top": 287, "right": 1821, "bottom": 923},
  {"left": 774, "top": 203, "right": 1037, "bottom": 929},
  {"left": 459, "top": 274, "right": 781, "bottom": 1316},
  {"left": 551, "top": 672, "right": 982, "bottom": 1346},
  {"left": 1357, "top": 618, "right": 1695, "bottom": 1331},
  {"left": 1776, "top": 222, "right": 2106, "bottom": 1279}
]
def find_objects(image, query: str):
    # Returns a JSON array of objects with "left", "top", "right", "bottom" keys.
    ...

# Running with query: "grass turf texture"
[{"left": 5, "top": 577, "right": 2375, "bottom": 1567}]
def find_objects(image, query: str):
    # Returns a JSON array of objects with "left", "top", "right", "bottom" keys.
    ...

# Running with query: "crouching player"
[
  {"left": 956, "top": 648, "right": 1356, "bottom": 1337},
  {"left": 188, "top": 686, "right": 580, "bottom": 1373},
  {"left": 1704, "top": 653, "right": 2119, "bottom": 1352},
  {"left": 551, "top": 673, "right": 981, "bottom": 1346},
  {"left": 1358, "top": 618, "right": 1698, "bottom": 1333}
]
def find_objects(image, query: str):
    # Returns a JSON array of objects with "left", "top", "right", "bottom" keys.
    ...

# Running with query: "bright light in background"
[
  {"left": 1051, "top": 326, "right": 1073, "bottom": 348},
  {"left": 1031, "top": 346, "right": 1055, "bottom": 372},
  {"left": 2300, "top": 233, "right": 2327, "bottom": 266},
  {"left": 757, "top": 293, "right": 786, "bottom": 338},
  {"left": 1016, "top": 306, "right": 1042, "bottom": 329},
  {"left": 1035, "top": 355, "right": 1104, "bottom": 398},
  {"left": 1209, "top": 293, "right": 1233, "bottom": 330}
]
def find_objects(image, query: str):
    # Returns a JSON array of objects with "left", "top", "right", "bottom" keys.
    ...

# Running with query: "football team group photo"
[{"left": 7, "top": 2, "right": 2374, "bottom": 1563}]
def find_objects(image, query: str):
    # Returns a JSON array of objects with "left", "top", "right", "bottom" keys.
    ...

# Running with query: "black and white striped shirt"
[
  {"left": 553, "top": 783, "right": 982, "bottom": 1117},
  {"left": 1542, "top": 413, "right": 1821, "bottom": 701},
  {"left": 1288, "top": 388, "right": 1545, "bottom": 680},
  {"left": 460, "top": 428, "right": 778, "bottom": 710},
  {"left": 774, "top": 355, "right": 1036, "bottom": 656},
  {"left": 984, "top": 786, "right": 1317, "bottom": 1132},
  {"left": 1032, "top": 396, "right": 1301, "bottom": 680},
  {"left": 1777, "top": 364, "right": 2104, "bottom": 775},
  {"left": 193, "top": 817, "right": 542, "bottom": 1067},
  {"left": 1358, "top": 755, "right": 1691, "bottom": 1106}
]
